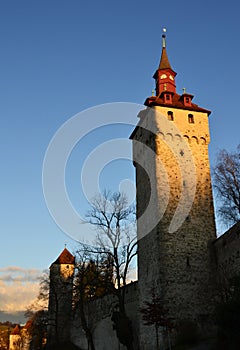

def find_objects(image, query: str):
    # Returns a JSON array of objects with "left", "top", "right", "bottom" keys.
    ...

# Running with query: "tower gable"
[{"left": 51, "top": 247, "right": 75, "bottom": 266}]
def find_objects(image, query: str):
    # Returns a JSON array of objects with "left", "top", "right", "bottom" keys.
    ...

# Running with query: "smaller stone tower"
[
  {"left": 47, "top": 248, "right": 75, "bottom": 345},
  {"left": 9, "top": 325, "right": 22, "bottom": 350}
]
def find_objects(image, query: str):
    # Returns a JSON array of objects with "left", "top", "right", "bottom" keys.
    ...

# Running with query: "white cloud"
[
  {"left": 0, "top": 266, "right": 42, "bottom": 282},
  {"left": 0, "top": 267, "right": 44, "bottom": 312}
]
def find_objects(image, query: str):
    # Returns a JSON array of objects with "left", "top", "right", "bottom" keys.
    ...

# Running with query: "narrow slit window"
[
  {"left": 188, "top": 114, "right": 194, "bottom": 124},
  {"left": 167, "top": 111, "right": 174, "bottom": 121}
]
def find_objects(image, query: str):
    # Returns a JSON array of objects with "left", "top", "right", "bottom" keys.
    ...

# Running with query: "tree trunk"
[
  {"left": 79, "top": 300, "right": 95, "bottom": 350},
  {"left": 156, "top": 324, "right": 159, "bottom": 350}
]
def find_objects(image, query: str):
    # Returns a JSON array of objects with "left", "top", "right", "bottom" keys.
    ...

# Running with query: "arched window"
[{"left": 188, "top": 114, "right": 194, "bottom": 124}]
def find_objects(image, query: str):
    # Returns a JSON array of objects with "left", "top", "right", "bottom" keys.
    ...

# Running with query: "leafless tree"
[
  {"left": 84, "top": 190, "right": 137, "bottom": 309},
  {"left": 81, "top": 190, "right": 137, "bottom": 350},
  {"left": 213, "top": 145, "right": 240, "bottom": 228},
  {"left": 26, "top": 270, "right": 49, "bottom": 314}
]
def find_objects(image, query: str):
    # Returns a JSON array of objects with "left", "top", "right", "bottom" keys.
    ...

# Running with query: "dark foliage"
[
  {"left": 111, "top": 311, "right": 133, "bottom": 348},
  {"left": 140, "top": 288, "right": 173, "bottom": 350},
  {"left": 44, "top": 341, "right": 82, "bottom": 350},
  {"left": 215, "top": 277, "right": 240, "bottom": 350},
  {"left": 175, "top": 319, "right": 199, "bottom": 347}
]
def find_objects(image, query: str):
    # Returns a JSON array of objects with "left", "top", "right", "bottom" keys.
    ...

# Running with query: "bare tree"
[
  {"left": 213, "top": 145, "right": 240, "bottom": 227},
  {"left": 26, "top": 270, "right": 49, "bottom": 314},
  {"left": 82, "top": 190, "right": 137, "bottom": 350},
  {"left": 85, "top": 190, "right": 137, "bottom": 308}
]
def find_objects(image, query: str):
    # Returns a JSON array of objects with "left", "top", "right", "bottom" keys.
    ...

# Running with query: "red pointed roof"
[
  {"left": 24, "top": 320, "right": 33, "bottom": 330},
  {"left": 11, "top": 324, "right": 21, "bottom": 335},
  {"left": 52, "top": 248, "right": 75, "bottom": 265},
  {"left": 144, "top": 93, "right": 211, "bottom": 114},
  {"left": 153, "top": 34, "right": 177, "bottom": 96},
  {"left": 159, "top": 39, "right": 172, "bottom": 70},
  {"left": 147, "top": 33, "right": 211, "bottom": 114}
]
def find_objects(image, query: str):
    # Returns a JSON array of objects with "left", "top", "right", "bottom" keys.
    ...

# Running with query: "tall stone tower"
[
  {"left": 131, "top": 33, "right": 217, "bottom": 348},
  {"left": 47, "top": 247, "right": 75, "bottom": 346}
]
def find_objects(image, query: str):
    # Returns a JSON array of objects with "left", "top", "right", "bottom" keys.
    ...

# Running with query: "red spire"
[
  {"left": 153, "top": 33, "right": 177, "bottom": 96},
  {"left": 158, "top": 35, "right": 172, "bottom": 70}
]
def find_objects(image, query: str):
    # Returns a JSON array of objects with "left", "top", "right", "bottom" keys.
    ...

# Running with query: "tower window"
[
  {"left": 167, "top": 111, "right": 174, "bottom": 121},
  {"left": 188, "top": 114, "right": 194, "bottom": 124},
  {"left": 163, "top": 93, "right": 172, "bottom": 104}
]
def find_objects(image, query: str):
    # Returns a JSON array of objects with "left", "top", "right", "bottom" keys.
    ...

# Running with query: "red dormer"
[
  {"left": 180, "top": 90, "right": 194, "bottom": 107},
  {"left": 161, "top": 90, "right": 174, "bottom": 104},
  {"left": 153, "top": 34, "right": 177, "bottom": 96}
]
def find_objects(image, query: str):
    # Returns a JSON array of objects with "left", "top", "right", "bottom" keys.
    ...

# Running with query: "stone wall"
[
  {"left": 71, "top": 281, "right": 139, "bottom": 350},
  {"left": 214, "top": 221, "right": 240, "bottom": 282}
]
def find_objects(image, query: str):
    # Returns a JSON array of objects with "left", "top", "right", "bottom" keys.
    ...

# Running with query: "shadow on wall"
[{"left": 45, "top": 341, "right": 82, "bottom": 350}]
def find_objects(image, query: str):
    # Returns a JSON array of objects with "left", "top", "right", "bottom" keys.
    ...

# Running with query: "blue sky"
[{"left": 0, "top": 0, "right": 240, "bottom": 315}]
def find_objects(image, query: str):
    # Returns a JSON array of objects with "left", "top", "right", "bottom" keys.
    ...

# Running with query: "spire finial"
[{"left": 162, "top": 28, "right": 167, "bottom": 48}]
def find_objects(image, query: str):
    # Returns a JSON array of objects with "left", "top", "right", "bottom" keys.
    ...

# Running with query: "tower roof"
[
  {"left": 153, "top": 32, "right": 177, "bottom": 96},
  {"left": 144, "top": 93, "right": 211, "bottom": 114},
  {"left": 52, "top": 248, "right": 75, "bottom": 265},
  {"left": 11, "top": 324, "right": 21, "bottom": 335},
  {"left": 148, "top": 31, "right": 211, "bottom": 114},
  {"left": 158, "top": 34, "right": 172, "bottom": 70}
]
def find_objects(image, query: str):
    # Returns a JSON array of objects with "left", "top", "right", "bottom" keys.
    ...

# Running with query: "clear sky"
[{"left": 0, "top": 0, "right": 240, "bottom": 318}]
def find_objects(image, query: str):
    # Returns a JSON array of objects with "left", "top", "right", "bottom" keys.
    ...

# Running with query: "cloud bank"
[{"left": 0, "top": 266, "right": 43, "bottom": 313}]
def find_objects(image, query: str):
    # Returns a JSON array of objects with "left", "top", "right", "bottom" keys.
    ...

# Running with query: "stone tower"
[
  {"left": 131, "top": 34, "right": 217, "bottom": 348},
  {"left": 47, "top": 247, "right": 75, "bottom": 346},
  {"left": 9, "top": 325, "right": 22, "bottom": 350}
]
